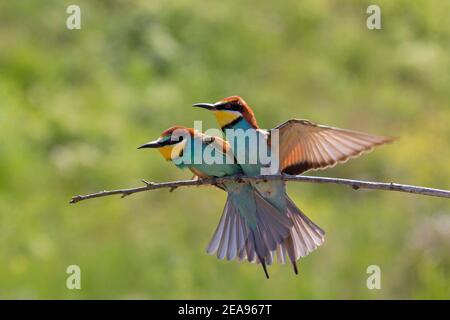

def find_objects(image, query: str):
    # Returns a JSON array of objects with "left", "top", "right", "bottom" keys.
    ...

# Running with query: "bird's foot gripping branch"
[{"left": 69, "top": 174, "right": 450, "bottom": 204}]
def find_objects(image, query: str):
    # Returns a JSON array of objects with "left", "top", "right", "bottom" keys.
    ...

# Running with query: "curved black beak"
[
  {"left": 137, "top": 140, "right": 162, "bottom": 149},
  {"left": 192, "top": 103, "right": 217, "bottom": 111}
]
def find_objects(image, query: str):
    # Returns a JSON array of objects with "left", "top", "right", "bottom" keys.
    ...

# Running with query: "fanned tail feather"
[
  {"left": 206, "top": 189, "right": 324, "bottom": 277},
  {"left": 206, "top": 188, "right": 293, "bottom": 272},
  {"left": 273, "top": 195, "right": 325, "bottom": 274}
]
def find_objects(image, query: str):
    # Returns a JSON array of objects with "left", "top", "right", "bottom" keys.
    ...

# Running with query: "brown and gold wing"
[
  {"left": 271, "top": 119, "right": 394, "bottom": 175},
  {"left": 199, "top": 133, "right": 236, "bottom": 162}
]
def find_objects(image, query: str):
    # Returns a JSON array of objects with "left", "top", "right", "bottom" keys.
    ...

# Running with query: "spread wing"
[{"left": 271, "top": 119, "right": 394, "bottom": 175}]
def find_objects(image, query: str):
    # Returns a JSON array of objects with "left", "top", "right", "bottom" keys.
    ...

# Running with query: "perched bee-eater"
[
  {"left": 193, "top": 95, "right": 393, "bottom": 255},
  {"left": 138, "top": 126, "right": 323, "bottom": 277}
]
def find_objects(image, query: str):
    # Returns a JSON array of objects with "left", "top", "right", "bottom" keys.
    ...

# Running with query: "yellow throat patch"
[
  {"left": 214, "top": 110, "right": 241, "bottom": 128},
  {"left": 157, "top": 141, "right": 185, "bottom": 161}
]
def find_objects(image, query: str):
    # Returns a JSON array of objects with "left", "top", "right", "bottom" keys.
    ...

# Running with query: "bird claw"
[{"left": 234, "top": 174, "right": 245, "bottom": 183}]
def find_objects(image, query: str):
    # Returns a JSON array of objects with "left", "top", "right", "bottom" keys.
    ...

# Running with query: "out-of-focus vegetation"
[{"left": 0, "top": 0, "right": 449, "bottom": 299}]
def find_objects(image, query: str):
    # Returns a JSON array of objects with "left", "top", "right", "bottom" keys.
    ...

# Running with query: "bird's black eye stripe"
[
  {"left": 165, "top": 136, "right": 184, "bottom": 145},
  {"left": 230, "top": 103, "right": 241, "bottom": 111},
  {"left": 216, "top": 102, "right": 241, "bottom": 111},
  {"left": 215, "top": 103, "right": 227, "bottom": 111}
]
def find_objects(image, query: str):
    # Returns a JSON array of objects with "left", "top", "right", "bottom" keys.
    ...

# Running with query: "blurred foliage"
[{"left": 0, "top": 0, "right": 449, "bottom": 299}]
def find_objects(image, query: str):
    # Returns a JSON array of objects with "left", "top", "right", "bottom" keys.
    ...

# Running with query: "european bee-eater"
[
  {"left": 193, "top": 95, "right": 393, "bottom": 261},
  {"left": 138, "top": 126, "right": 323, "bottom": 278},
  {"left": 193, "top": 96, "right": 393, "bottom": 178}
]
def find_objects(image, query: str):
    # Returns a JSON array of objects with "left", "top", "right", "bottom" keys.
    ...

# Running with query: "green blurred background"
[{"left": 0, "top": 0, "right": 449, "bottom": 299}]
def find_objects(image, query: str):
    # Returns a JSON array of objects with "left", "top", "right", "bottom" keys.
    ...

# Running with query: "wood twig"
[{"left": 69, "top": 174, "right": 450, "bottom": 204}]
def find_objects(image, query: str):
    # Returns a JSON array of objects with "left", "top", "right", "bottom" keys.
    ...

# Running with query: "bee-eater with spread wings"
[
  {"left": 193, "top": 95, "right": 393, "bottom": 258},
  {"left": 138, "top": 126, "right": 322, "bottom": 278}
]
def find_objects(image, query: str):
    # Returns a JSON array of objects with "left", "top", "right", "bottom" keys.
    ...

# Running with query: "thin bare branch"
[{"left": 69, "top": 175, "right": 450, "bottom": 204}]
